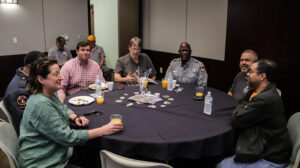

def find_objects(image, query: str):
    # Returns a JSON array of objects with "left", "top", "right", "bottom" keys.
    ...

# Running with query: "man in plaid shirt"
[{"left": 57, "top": 40, "right": 105, "bottom": 100}]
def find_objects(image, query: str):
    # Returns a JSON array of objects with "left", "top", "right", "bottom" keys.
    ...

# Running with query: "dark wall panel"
[
  {"left": 225, "top": 0, "right": 300, "bottom": 117},
  {"left": 119, "top": 0, "right": 140, "bottom": 56},
  {"left": 0, "top": 54, "right": 25, "bottom": 97}
]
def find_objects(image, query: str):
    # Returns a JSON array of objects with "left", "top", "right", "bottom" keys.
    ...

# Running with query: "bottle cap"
[{"left": 207, "top": 91, "right": 211, "bottom": 96}]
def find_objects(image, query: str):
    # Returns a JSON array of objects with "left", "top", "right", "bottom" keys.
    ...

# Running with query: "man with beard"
[
  {"left": 228, "top": 49, "right": 258, "bottom": 101},
  {"left": 217, "top": 59, "right": 291, "bottom": 168},
  {"left": 165, "top": 42, "right": 207, "bottom": 86},
  {"left": 114, "top": 37, "right": 156, "bottom": 83},
  {"left": 48, "top": 36, "right": 73, "bottom": 67}
]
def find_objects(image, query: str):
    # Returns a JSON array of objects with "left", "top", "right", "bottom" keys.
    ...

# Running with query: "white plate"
[
  {"left": 89, "top": 84, "right": 96, "bottom": 90},
  {"left": 68, "top": 96, "right": 95, "bottom": 105},
  {"left": 89, "top": 83, "right": 108, "bottom": 90}
]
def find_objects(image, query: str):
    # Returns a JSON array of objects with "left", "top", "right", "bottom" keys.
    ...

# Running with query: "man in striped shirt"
[{"left": 57, "top": 40, "right": 105, "bottom": 100}]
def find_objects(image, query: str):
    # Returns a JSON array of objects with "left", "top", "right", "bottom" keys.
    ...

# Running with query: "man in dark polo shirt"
[
  {"left": 114, "top": 37, "right": 156, "bottom": 83},
  {"left": 228, "top": 49, "right": 258, "bottom": 101}
]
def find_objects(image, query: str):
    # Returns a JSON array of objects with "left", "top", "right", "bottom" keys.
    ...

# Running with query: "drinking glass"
[
  {"left": 110, "top": 114, "right": 122, "bottom": 123},
  {"left": 195, "top": 86, "right": 204, "bottom": 98},
  {"left": 162, "top": 78, "right": 168, "bottom": 88},
  {"left": 96, "top": 91, "right": 104, "bottom": 104}
]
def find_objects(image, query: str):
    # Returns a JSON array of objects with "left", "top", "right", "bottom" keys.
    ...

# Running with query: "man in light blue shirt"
[{"left": 165, "top": 42, "right": 208, "bottom": 86}]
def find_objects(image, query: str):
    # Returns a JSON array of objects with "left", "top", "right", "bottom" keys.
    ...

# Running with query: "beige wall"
[
  {"left": 0, "top": 0, "right": 89, "bottom": 56},
  {"left": 143, "top": 0, "right": 228, "bottom": 61}
]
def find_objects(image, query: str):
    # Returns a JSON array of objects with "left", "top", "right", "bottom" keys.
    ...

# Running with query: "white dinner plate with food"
[
  {"left": 89, "top": 83, "right": 108, "bottom": 90},
  {"left": 68, "top": 96, "right": 95, "bottom": 105}
]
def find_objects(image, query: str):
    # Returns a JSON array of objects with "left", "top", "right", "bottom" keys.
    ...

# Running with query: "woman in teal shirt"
[{"left": 18, "top": 59, "right": 123, "bottom": 168}]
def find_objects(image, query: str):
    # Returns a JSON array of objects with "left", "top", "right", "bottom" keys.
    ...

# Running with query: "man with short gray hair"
[{"left": 228, "top": 49, "right": 258, "bottom": 101}]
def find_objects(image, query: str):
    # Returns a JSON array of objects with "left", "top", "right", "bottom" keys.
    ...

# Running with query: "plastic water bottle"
[
  {"left": 95, "top": 75, "right": 101, "bottom": 95},
  {"left": 167, "top": 72, "right": 173, "bottom": 91},
  {"left": 204, "top": 91, "right": 213, "bottom": 115}
]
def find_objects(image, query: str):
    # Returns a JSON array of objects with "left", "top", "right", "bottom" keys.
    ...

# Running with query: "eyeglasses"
[
  {"left": 247, "top": 69, "right": 260, "bottom": 74},
  {"left": 130, "top": 48, "right": 141, "bottom": 51},
  {"left": 178, "top": 49, "right": 191, "bottom": 53}
]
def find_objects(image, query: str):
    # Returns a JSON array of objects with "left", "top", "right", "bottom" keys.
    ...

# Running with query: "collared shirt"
[
  {"left": 229, "top": 71, "right": 250, "bottom": 101},
  {"left": 165, "top": 57, "right": 208, "bottom": 86},
  {"left": 57, "top": 57, "right": 105, "bottom": 99},
  {"left": 48, "top": 46, "right": 73, "bottom": 63},
  {"left": 115, "top": 53, "right": 157, "bottom": 78},
  {"left": 89, "top": 45, "right": 105, "bottom": 64},
  {"left": 18, "top": 93, "right": 89, "bottom": 168},
  {"left": 3, "top": 67, "right": 29, "bottom": 134}
]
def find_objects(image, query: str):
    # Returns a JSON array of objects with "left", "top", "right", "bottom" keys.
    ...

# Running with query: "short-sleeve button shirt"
[{"left": 165, "top": 57, "right": 208, "bottom": 86}]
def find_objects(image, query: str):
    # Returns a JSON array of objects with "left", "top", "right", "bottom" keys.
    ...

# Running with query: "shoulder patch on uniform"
[
  {"left": 200, "top": 66, "right": 206, "bottom": 72},
  {"left": 16, "top": 95, "right": 28, "bottom": 109}
]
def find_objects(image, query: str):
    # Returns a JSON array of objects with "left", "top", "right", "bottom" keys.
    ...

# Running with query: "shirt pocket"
[{"left": 187, "top": 68, "right": 198, "bottom": 82}]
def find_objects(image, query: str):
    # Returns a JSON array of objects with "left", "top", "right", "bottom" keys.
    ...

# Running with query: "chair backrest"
[
  {"left": 100, "top": 150, "right": 173, "bottom": 168},
  {"left": 277, "top": 88, "right": 282, "bottom": 97},
  {"left": 0, "top": 121, "right": 19, "bottom": 168},
  {"left": 0, "top": 100, "right": 15, "bottom": 127},
  {"left": 287, "top": 112, "right": 300, "bottom": 168}
]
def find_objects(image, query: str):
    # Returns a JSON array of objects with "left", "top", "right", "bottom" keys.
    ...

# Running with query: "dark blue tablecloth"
[{"left": 66, "top": 82, "right": 238, "bottom": 161}]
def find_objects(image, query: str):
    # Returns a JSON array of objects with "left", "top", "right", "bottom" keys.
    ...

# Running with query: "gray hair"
[
  {"left": 242, "top": 49, "right": 258, "bottom": 61},
  {"left": 129, "top": 37, "right": 142, "bottom": 48}
]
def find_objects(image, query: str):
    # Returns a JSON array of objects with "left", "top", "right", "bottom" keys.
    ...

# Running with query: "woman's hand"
[
  {"left": 75, "top": 116, "right": 89, "bottom": 127},
  {"left": 101, "top": 122, "right": 123, "bottom": 135},
  {"left": 88, "top": 121, "right": 123, "bottom": 139}
]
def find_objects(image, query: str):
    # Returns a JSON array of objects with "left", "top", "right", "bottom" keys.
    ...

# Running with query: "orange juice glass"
[
  {"left": 162, "top": 79, "right": 168, "bottom": 88},
  {"left": 97, "top": 96, "right": 104, "bottom": 104},
  {"left": 196, "top": 86, "right": 204, "bottom": 98},
  {"left": 145, "top": 80, "right": 148, "bottom": 88},
  {"left": 110, "top": 114, "right": 122, "bottom": 123},
  {"left": 96, "top": 92, "right": 104, "bottom": 104},
  {"left": 196, "top": 92, "right": 204, "bottom": 97}
]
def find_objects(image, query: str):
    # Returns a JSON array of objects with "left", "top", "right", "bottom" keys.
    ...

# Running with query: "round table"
[{"left": 66, "top": 82, "right": 238, "bottom": 161}]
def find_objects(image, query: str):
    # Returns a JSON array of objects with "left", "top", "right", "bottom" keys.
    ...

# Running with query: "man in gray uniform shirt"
[
  {"left": 114, "top": 37, "right": 156, "bottom": 83},
  {"left": 48, "top": 36, "right": 72, "bottom": 67},
  {"left": 87, "top": 35, "right": 112, "bottom": 81},
  {"left": 165, "top": 42, "right": 208, "bottom": 86},
  {"left": 228, "top": 49, "right": 258, "bottom": 101}
]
